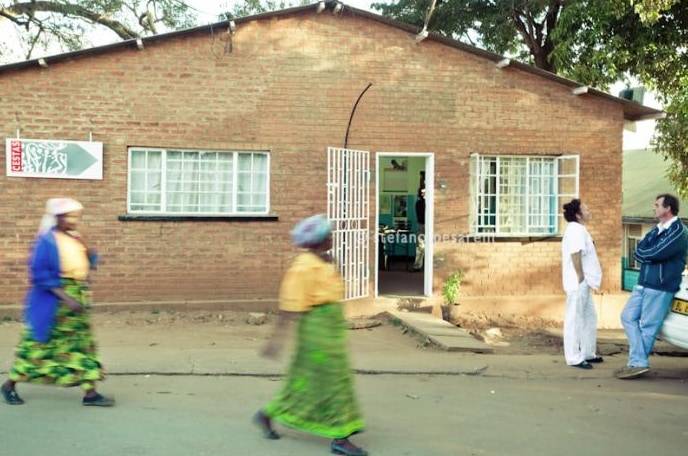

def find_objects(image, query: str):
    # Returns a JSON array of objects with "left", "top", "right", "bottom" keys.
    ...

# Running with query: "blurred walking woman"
[
  {"left": 1, "top": 198, "right": 114, "bottom": 407},
  {"left": 254, "top": 214, "right": 367, "bottom": 456}
]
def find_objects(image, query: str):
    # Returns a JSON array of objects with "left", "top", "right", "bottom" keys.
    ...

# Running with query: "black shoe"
[
  {"left": 253, "top": 410, "right": 280, "bottom": 440},
  {"left": 571, "top": 361, "right": 593, "bottom": 370},
  {"left": 1, "top": 385, "right": 24, "bottom": 405},
  {"left": 331, "top": 440, "right": 368, "bottom": 456},
  {"left": 585, "top": 356, "right": 604, "bottom": 363},
  {"left": 82, "top": 393, "right": 115, "bottom": 407}
]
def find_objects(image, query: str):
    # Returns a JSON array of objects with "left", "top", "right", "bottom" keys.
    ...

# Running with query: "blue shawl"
[{"left": 24, "top": 229, "right": 97, "bottom": 343}]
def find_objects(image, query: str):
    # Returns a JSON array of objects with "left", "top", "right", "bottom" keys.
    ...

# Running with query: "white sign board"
[{"left": 6, "top": 138, "right": 103, "bottom": 180}]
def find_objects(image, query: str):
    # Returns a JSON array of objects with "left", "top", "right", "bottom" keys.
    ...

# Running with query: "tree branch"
[{"left": 2, "top": 1, "right": 141, "bottom": 39}]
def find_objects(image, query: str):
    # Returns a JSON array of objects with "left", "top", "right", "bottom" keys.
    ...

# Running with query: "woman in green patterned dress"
[
  {"left": 254, "top": 214, "right": 367, "bottom": 456},
  {"left": 1, "top": 198, "right": 114, "bottom": 407}
]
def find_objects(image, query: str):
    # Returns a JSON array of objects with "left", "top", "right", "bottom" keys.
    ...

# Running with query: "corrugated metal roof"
[{"left": 0, "top": 3, "right": 664, "bottom": 122}]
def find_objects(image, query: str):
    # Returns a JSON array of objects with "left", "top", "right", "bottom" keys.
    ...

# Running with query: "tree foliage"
[
  {"left": 0, "top": 1, "right": 314, "bottom": 63},
  {"left": 374, "top": 0, "right": 688, "bottom": 197},
  {"left": 0, "top": 0, "right": 197, "bottom": 62},
  {"left": 554, "top": 1, "right": 688, "bottom": 197},
  {"left": 371, "top": 0, "right": 565, "bottom": 72},
  {"left": 231, "top": 0, "right": 307, "bottom": 17},
  {"left": 1, "top": 1, "right": 686, "bottom": 195}
]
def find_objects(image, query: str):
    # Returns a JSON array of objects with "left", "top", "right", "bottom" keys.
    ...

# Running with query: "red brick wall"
[{"left": 0, "top": 12, "right": 623, "bottom": 307}]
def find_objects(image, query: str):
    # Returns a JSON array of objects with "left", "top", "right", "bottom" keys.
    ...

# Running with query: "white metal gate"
[{"left": 327, "top": 147, "right": 370, "bottom": 300}]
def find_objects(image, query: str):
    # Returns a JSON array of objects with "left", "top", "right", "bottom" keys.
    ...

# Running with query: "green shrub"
[{"left": 442, "top": 269, "right": 464, "bottom": 305}]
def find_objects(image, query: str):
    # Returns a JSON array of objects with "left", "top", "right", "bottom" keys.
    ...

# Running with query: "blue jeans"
[{"left": 620, "top": 285, "right": 674, "bottom": 368}]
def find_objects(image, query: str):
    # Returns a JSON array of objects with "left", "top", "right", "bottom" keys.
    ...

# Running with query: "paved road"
[
  {"left": 1, "top": 370, "right": 687, "bottom": 456},
  {"left": 1, "top": 311, "right": 687, "bottom": 456}
]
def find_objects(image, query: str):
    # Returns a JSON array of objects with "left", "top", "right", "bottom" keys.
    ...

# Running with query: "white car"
[{"left": 659, "top": 277, "right": 688, "bottom": 349}]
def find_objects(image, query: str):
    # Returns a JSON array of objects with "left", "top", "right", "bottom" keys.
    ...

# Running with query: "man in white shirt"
[{"left": 561, "top": 199, "right": 603, "bottom": 369}]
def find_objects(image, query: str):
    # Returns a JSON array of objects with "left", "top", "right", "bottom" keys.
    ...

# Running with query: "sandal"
[
  {"left": 253, "top": 410, "right": 280, "bottom": 440},
  {"left": 82, "top": 393, "right": 115, "bottom": 407},
  {"left": 1, "top": 385, "right": 25, "bottom": 405}
]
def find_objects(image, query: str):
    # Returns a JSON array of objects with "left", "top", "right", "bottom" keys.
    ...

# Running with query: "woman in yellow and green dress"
[
  {"left": 254, "top": 214, "right": 367, "bottom": 456},
  {"left": 1, "top": 198, "right": 114, "bottom": 407}
]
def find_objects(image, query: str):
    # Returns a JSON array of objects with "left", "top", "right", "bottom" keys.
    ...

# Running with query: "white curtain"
[
  {"left": 130, "top": 150, "right": 162, "bottom": 211},
  {"left": 130, "top": 149, "right": 268, "bottom": 214},
  {"left": 166, "top": 151, "right": 233, "bottom": 213}
]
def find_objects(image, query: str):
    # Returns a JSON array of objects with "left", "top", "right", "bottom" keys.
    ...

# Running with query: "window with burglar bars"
[
  {"left": 627, "top": 236, "right": 642, "bottom": 270},
  {"left": 469, "top": 154, "right": 579, "bottom": 236},
  {"left": 128, "top": 148, "right": 269, "bottom": 215},
  {"left": 625, "top": 224, "right": 643, "bottom": 270}
]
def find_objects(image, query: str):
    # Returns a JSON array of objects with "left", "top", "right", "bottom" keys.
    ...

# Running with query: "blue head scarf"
[{"left": 291, "top": 214, "right": 332, "bottom": 248}]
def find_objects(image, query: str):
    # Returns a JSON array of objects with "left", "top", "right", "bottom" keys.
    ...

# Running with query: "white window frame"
[
  {"left": 127, "top": 147, "right": 270, "bottom": 215},
  {"left": 470, "top": 153, "right": 579, "bottom": 236}
]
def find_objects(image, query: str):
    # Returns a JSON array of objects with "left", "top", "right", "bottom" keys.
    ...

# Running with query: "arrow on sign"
[{"left": 63, "top": 144, "right": 98, "bottom": 175}]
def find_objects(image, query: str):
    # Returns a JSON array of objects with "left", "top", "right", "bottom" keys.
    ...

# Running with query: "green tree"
[
  {"left": 231, "top": 0, "right": 308, "bottom": 17},
  {"left": 371, "top": 0, "right": 567, "bottom": 72},
  {"left": 629, "top": 0, "right": 681, "bottom": 22},
  {"left": 0, "top": 1, "right": 314, "bottom": 63},
  {"left": 374, "top": 0, "right": 688, "bottom": 196},
  {"left": 0, "top": 0, "right": 197, "bottom": 62},
  {"left": 553, "top": 1, "right": 688, "bottom": 196}
]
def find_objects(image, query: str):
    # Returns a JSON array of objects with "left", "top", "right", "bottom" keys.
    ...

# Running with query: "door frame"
[{"left": 374, "top": 152, "right": 434, "bottom": 297}]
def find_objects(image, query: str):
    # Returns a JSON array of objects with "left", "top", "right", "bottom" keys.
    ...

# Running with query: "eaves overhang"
[{"left": 0, "top": 2, "right": 665, "bottom": 122}]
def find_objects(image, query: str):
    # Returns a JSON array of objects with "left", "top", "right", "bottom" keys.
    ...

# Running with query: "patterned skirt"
[
  {"left": 264, "top": 303, "right": 365, "bottom": 439},
  {"left": 9, "top": 279, "right": 104, "bottom": 389}
]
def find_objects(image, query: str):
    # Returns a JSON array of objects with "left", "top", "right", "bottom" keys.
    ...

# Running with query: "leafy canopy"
[
  {"left": 0, "top": 1, "right": 197, "bottom": 62},
  {"left": 373, "top": 0, "right": 688, "bottom": 197},
  {"left": 1, "top": 1, "right": 686, "bottom": 195}
]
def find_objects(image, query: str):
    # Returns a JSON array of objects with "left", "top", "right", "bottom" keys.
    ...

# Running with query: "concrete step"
[{"left": 385, "top": 310, "right": 495, "bottom": 353}]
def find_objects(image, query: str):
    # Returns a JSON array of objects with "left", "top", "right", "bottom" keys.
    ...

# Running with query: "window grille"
[
  {"left": 470, "top": 154, "right": 579, "bottom": 236},
  {"left": 627, "top": 237, "right": 642, "bottom": 270}
]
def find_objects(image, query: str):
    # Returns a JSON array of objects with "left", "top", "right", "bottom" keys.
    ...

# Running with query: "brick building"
[{"left": 0, "top": 4, "right": 662, "bottom": 309}]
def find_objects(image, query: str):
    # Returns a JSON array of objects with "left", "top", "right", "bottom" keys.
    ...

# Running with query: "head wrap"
[
  {"left": 290, "top": 214, "right": 332, "bottom": 248},
  {"left": 38, "top": 198, "right": 84, "bottom": 235}
]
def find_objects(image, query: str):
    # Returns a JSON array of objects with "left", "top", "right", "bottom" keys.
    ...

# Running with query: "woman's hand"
[
  {"left": 51, "top": 288, "right": 83, "bottom": 313},
  {"left": 260, "top": 311, "right": 297, "bottom": 360},
  {"left": 67, "top": 230, "right": 99, "bottom": 269},
  {"left": 64, "top": 296, "right": 84, "bottom": 313},
  {"left": 260, "top": 342, "right": 282, "bottom": 360}
]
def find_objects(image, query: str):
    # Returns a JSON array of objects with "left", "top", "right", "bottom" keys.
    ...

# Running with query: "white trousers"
[
  {"left": 564, "top": 282, "right": 598, "bottom": 365},
  {"left": 413, "top": 224, "right": 425, "bottom": 270}
]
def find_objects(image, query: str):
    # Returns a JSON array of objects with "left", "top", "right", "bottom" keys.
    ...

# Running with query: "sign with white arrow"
[{"left": 6, "top": 138, "right": 103, "bottom": 180}]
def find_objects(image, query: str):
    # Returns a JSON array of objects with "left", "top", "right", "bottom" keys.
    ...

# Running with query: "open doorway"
[{"left": 375, "top": 152, "right": 434, "bottom": 298}]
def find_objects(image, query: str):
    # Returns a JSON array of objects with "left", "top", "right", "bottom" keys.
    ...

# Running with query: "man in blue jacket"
[{"left": 616, "top": 194, "right": 688, "bottom": 379}]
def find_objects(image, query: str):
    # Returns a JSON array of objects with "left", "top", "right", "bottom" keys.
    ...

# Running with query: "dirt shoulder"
[{"left": 2, "top": 307, "right": 686, "bottom": 359}]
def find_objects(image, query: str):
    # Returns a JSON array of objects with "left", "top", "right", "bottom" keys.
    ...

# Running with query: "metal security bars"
[
  {"left": 470, "top": 154, "right": 579, "bottom": 236},
  {"left": 327, "top": 147, "right": 370, "bottom": 300}
]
